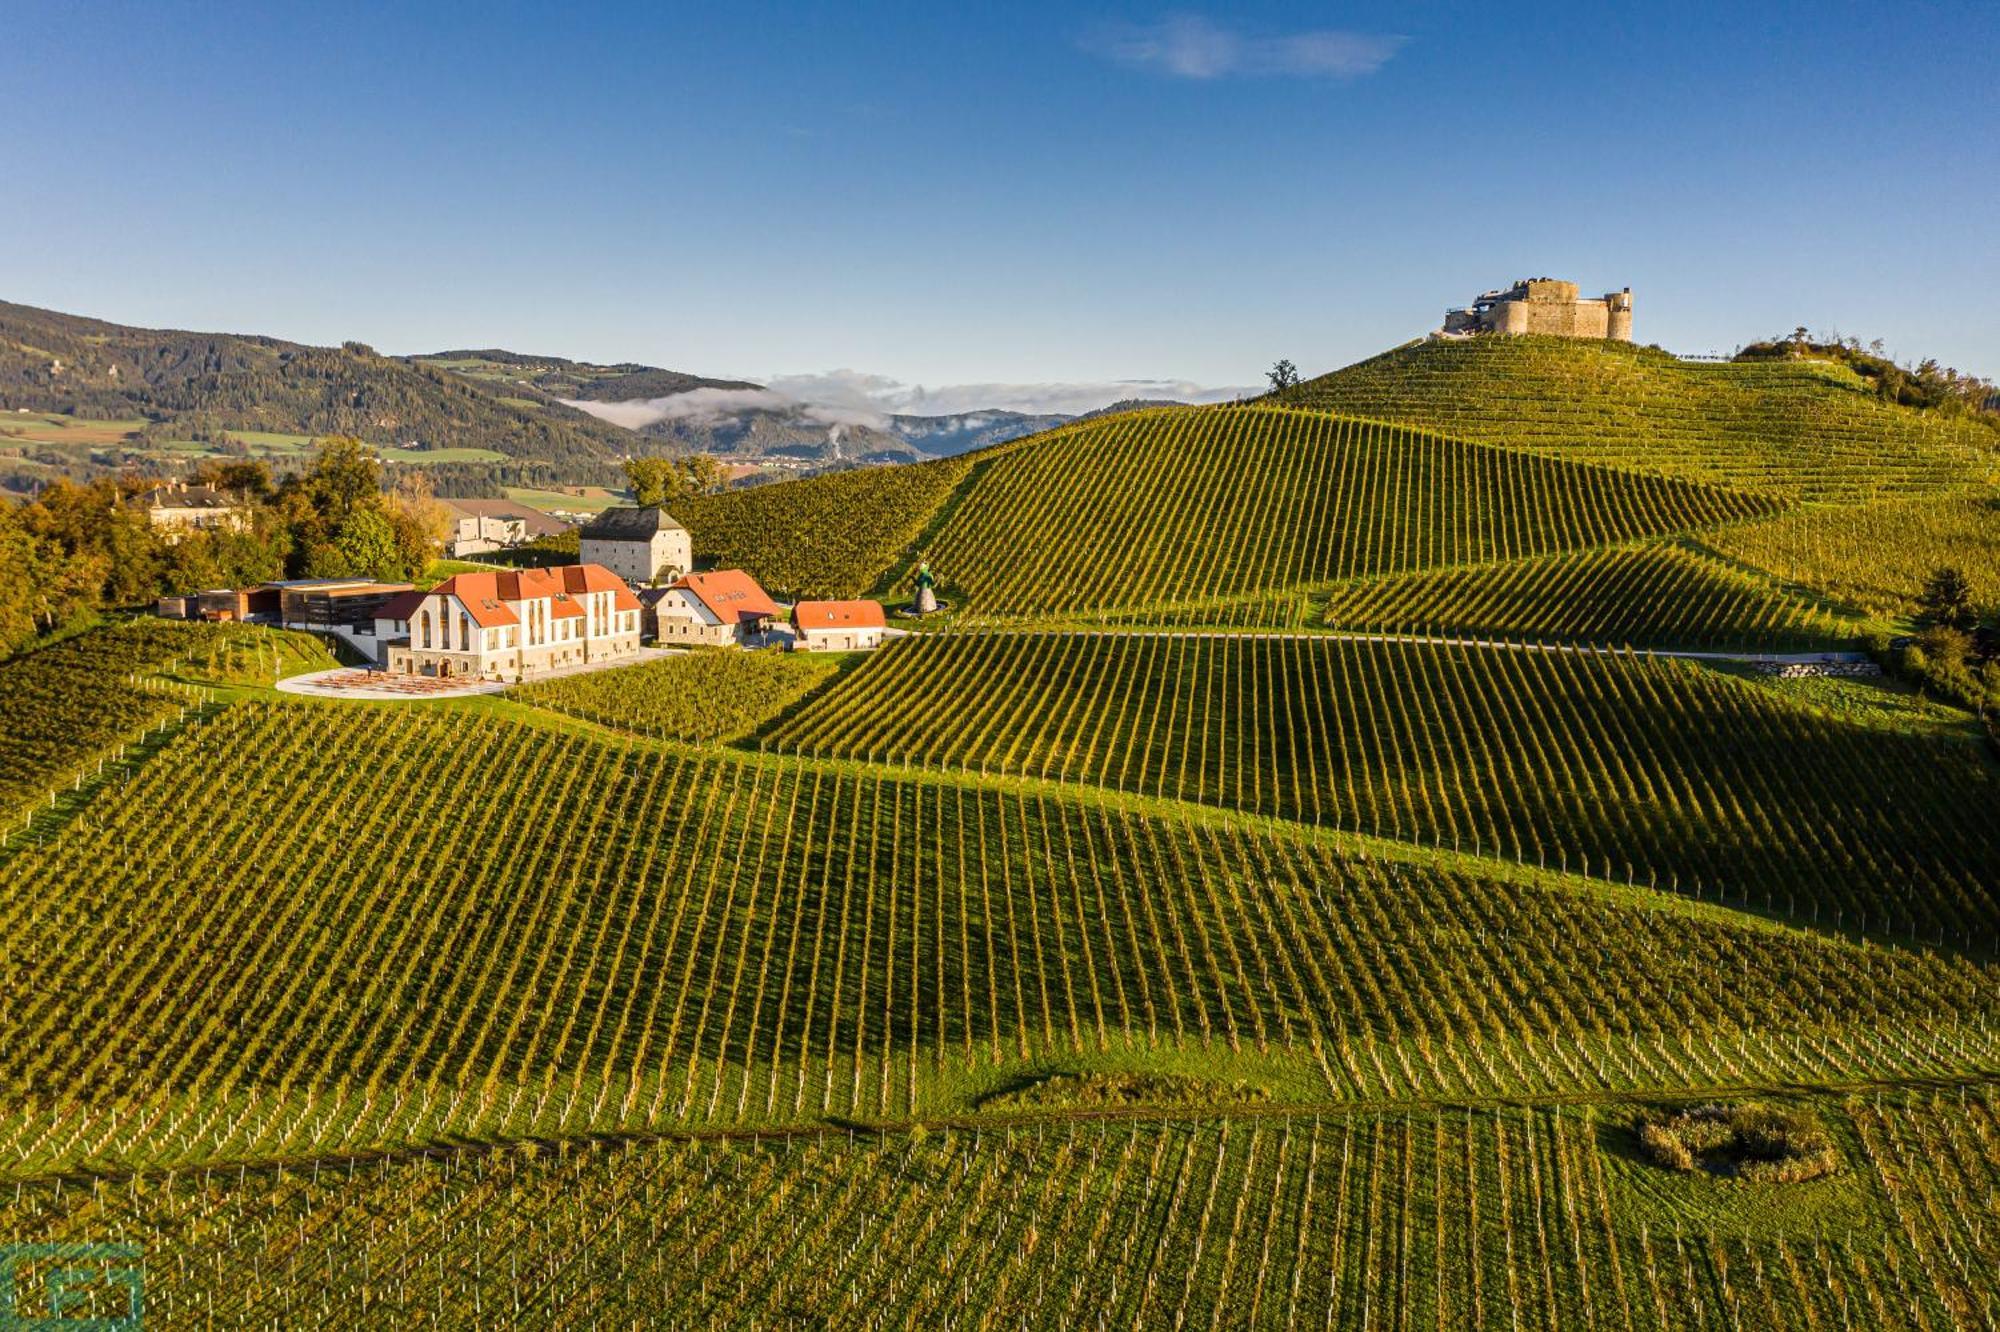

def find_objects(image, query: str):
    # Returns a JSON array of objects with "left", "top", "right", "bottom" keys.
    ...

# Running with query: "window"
[{"left": 419, "top": 609, "right": 432, "bottom": 649}]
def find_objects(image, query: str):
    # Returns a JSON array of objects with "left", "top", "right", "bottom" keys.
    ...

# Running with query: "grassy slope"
[
  {"left": 8, "top": 1091, "right": 1995, "bottom": 1327},
  {"left": 768, "top": 633, "right": 2000, "bottom": 937},
  {"left": 1285, "top": 335, "right": 1997, "bottom": 503},
  {"left": 0, "top": 696, "right": 1990, "bottom": 1177},
  {"left": 1315, "top": 539, "right": 1863, "bottom": 649}
]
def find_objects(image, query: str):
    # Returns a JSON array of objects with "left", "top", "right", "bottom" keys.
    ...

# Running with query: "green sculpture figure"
[{"left": 913, "top": 559, "right": 938, "bottom": 615}]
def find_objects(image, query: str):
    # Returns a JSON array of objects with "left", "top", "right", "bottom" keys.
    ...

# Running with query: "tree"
[
  {"left": 1918, "top": 566, "right": 1977, "bottom": 631},
  {"left": 1267, "top": 360, "right": 1300, "bottom": 393},
  {"left": 332, "top": 507, "right": 402, "bottom": 581},
  {"left": 624, "top": 454, "right": 727, "bottom": 509}
]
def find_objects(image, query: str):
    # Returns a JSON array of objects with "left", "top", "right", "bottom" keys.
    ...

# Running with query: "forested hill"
[
  {"left": 411, "top": 348, "right": 759, "bottom": 403},
  {"left": 0, "top": 300, "right": 645, "bottom": 476}
]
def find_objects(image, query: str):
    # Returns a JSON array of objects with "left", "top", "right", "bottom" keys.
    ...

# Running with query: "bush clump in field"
[
  {"left": 979, "top": 1072, "right": 1270, "bottom": 1112},
  {"left": 1634, "top": 1103, "right": 1839, "bottom": 1183}
]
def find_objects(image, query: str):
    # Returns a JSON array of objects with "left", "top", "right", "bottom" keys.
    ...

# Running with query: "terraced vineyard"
[
  {"left": 6, "top": 334, "right": 1999, "bottom": 1326},
  {"left": 2, "top": 701, "right": 1992, "bottom": 1176},
  {"left": 8, "top": 1091, "right": 1998, "bottom": 1328},
  {"left": 914, "top": 406, "right": 1774, "bottom": 617},
  {"left": 1286, "top": 335, "right": 1998, "bottom": 502},
  {"left": 0, "top": 619, "right": 332, "bottom": 819},
  {"left": 1705, "top": 491, "right": 2000, "bottom": 619},
  {"left": 770, "top": 633, "right": 2000, "bottom": 940},
  {"left": 677, "top": 453, "right": 974, "bottom": 599},
  {"left": 515, "top": 645, "right": 842, "bottom": 741},
  {"left": 1317, "top": 541, "right": 1858, "bottom": 649}
]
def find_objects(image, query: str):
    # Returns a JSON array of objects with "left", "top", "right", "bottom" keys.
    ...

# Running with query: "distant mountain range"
[{"left": 0, "top": 300, "right": 1171, "bottom": 491}]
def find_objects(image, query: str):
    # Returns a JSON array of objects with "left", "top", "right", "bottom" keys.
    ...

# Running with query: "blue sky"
[{"left": 3, "top": 2, "right": 1995, "bottom": 410}]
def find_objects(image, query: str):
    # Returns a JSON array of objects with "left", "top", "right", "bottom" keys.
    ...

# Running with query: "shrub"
[{"left": 1634, "top": 1102, "right": 1838, "bottom": 1183}]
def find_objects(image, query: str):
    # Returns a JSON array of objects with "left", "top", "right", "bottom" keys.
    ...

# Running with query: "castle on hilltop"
[{"left": 1439, "top": 279, "right": 1633, "bottom": 341}]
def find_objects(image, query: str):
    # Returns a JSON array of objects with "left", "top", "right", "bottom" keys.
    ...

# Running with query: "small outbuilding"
[
  {"left": 791, "top": 599, "right": 887, "bottom": 652},
  {"left": 578, "top": 506, "right": 692, "bottom": 585}
]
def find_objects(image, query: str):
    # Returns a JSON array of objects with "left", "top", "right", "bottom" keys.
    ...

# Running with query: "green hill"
[
  {"left": 680, "top": 405, "right": 1777, "bottom": 618},
  {"left": 0, "top": 300, "right": 646, "bottom": 483},
  {"left": 768, "top": 633, "right": 2000, "bottom": 939},
  {"left": 1315, "top": 540, "right": 1858, "bottom": 649},
  {"left": 8, "top": 330, "right": 2000, "bottom": 1325},
  {"left": 1284, "top": 335, "right": 1997, "bottom": 503}
]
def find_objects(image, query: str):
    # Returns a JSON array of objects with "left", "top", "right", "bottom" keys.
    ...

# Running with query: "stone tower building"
[{"left": 1440, "top": 279, "right": 1633, "bottom": 341}]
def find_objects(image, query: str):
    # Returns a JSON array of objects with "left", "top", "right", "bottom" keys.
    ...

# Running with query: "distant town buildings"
[
  {"left": 1440, "top": 279, "right": 1633, "bottom": 341},
  {"left": 792, "top": 600, "right": 887, "bottom": 652},
  {"left": 641, "top": 569, "right": 781, "bottom": 646},
  {"left": 436, "top": 498, "right": 571, "bottom": 557},
  {"left": 376, "top": 564, "right": 642, "bottom": 681},
  {"left": 579, "top": 506, "right": 692, "bottom": 584},
  {"left": 134, "top": 481, "right": 251, "bottom": 539}
]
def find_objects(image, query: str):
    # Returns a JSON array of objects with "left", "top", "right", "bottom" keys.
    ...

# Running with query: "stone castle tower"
[{"left": 1440, "top": 279, "right": 1633, "bottom": 341}]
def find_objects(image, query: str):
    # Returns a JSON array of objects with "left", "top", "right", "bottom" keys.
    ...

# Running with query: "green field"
[
  {"left": 1316, "top": 540, "right": 1861, "bottom": 648},
  {"left": 515, "top": 645, "right": 842, "bottom": 741},
  {"left": 6, "top": 1092, "right": 1996, "bottom": 1327},
  {"left": 767, "top": 633, "right": 2000, "bottom": 939},
  {"left": 502, "top": 483, "right": 626, "bottom": 513},
  {"left": 6, "top": 328, "right": 1999, "bottom": 1325},
  {"left": 371, "top": 444, "right": 508, "bottom": 464},
  {"left": 1284, "top": 335, "right": 1997, "bottom": 503}
]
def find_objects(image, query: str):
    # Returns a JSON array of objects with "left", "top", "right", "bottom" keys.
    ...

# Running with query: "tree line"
[{"left": 0, "top": 436, "right": 443, "bottom": 659}]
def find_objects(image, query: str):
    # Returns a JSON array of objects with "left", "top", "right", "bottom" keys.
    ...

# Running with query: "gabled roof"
[
  {"left": 793, "top": 599, "right": 886, "bottom": 632},
  {"left": 138, "top": 483, "right": 240, "bottom": 510},
  {"left": 403, "top": 563, "right": 642, "bottom": 628},
  {"left": 437, "top": 497, "right": 571, "bottom": 537},
  {"left": 579, "top": 506, "right": 686, "bottom": 540},
  {"left": 666, "top": 569, "right": 780, "bottom": 625},
  {"left": 377, "top": 588, "right": 426, "bottom": 622}
]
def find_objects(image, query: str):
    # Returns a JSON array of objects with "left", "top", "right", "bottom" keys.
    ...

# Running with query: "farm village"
[{"left": 149, "top": 498, "right": 902, "bottom": 694}]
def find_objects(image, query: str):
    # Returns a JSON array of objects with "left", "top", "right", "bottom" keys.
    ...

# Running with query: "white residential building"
[{"left": 378, "top": 563, "right": 643, "bottom": 681}]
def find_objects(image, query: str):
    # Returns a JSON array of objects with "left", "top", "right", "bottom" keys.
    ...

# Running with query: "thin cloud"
[
  {"left": 1087, "top": 14, "right": 1406, "bottom": 80},
  {"left": 565, "top": 371, "right": 1259, "bottom": 430},
  {"left": 769, "top": 370, "right": 1258, "bottom": 418}
]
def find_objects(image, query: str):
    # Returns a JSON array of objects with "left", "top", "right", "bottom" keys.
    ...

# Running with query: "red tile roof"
[
  {"left": 669, "top": 570, "right": 780, "bottom": 625},
  {"left": 793, "top": 599, "right": 886, "bottom": 631},
  {"left": 411, "top": 563, "right": 641, "bottom": 628}
]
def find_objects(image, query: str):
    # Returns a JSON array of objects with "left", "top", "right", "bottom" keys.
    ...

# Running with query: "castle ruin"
[{"left": 1439, "top": 279, "right": 1633, "bottom": 341}]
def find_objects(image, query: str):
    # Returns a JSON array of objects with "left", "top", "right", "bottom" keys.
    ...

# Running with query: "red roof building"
[
  {"left": 639, "top": 569, "right": 782, "bottom": 647},
  {"left": 791, "top": 599, "right": 888, "bottom": 652},
  {"left": 375, "top": 563, "right": 644, "bottom": 681}
]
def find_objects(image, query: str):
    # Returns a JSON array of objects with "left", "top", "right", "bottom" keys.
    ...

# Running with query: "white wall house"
[
  {"left": 640, "top": 569, "right": 781, "bottom": 647},
  {"left": 377, "top": 563, "right": 643, "bottom": 681},
  {"left": 578, "top": 506, "right": 693, "bottom": 585},
  {"left": 791, "top": 600, "right": 888, "bottom": 652},
  {"left": 437, "top": 499, "right": 571, "bottom": 557}
]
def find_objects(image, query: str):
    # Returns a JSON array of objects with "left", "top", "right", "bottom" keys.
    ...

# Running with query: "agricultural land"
[{"left": 4, "top": 333, "right": 1999, "bottom": 1327}]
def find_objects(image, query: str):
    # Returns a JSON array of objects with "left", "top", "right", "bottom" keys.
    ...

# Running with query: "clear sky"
[{"left": 3, "top": 1, "right": 1995, "bottom": 410}]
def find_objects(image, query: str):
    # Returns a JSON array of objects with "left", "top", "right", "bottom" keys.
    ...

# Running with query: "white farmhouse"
[
  {"left": 791, "top": 600, "right": 888, "bottom": 652},
  {"left": 376, "top": 563, "right": 642, "bottom": 681},
  {"left": 640, "top": 569, "right": 782, "bottom": 647},
  {"left": 578, "top": 506, "right": 692, "bottom": 585}
]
